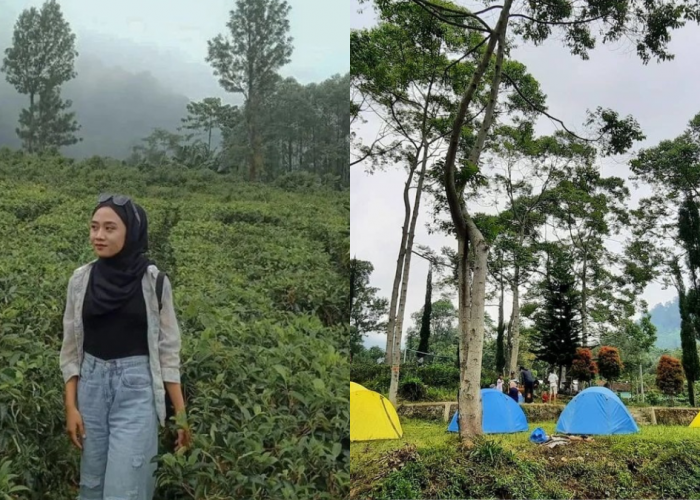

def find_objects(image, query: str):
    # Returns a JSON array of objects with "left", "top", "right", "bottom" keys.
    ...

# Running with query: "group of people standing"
[{"left": 494, "top": 367, "right": 568, "bottom": 404}]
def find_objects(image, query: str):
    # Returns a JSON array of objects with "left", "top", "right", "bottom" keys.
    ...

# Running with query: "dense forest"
[{"left": 0, "top": 0, "right": 349, "bottom": 187}]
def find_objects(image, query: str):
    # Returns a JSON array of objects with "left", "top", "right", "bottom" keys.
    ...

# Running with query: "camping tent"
[
  {"left": 350, "top": 382, "right": 403, "bottom": 441},
  {"left": 448, "top": 388, "right": 529, "bottom": 434},
  {"left": 556, "top": 387, "right": 639, "bottom": 435},
  {"left": 690, "top": 411, "right": 700, "bottom": 428}
]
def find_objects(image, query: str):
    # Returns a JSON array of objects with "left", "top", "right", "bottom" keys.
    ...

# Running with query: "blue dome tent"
[
  {"left": 556, "top": 387, "right": 639, "bottom": 435},
  {"left": 448, "top": 388, "right": 528, "bottom": 434}
]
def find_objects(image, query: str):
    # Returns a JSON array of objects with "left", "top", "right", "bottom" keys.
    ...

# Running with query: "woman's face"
[{"left": 90, "top": 206, "right": 127, "bottom": 258}]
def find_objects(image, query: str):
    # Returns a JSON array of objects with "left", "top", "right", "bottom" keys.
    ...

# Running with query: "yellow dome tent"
[
  {"left": 690, "top": 411, "right": 700, "bottom": 428},
  {"left": 350, "top": 382, "right": 403, "bottom": 441}
]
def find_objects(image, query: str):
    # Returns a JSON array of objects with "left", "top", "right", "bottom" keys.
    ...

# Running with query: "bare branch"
[
  {"left": 410, "top": 0, "right": 493, "bottom": 33},
  {"left": 350, "top": 131, "right": 402, "bottom": 167},
  {"left": 501, "top": 72, "right": 598, "bottom": 143},
  {"left": 509, "top": 13, "right": 607, "bottom": 26},
  {"left": 412, "top": 248, "right": 456, "bottom": 270},
  {"left": 442, "top": 35, "right": 491, "bottom": 82}
]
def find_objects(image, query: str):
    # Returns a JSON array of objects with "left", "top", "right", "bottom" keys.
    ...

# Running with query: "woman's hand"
[
  {"left": 66, "top": 407, "right": 85, "bottom": 450},
  {"left": 175, "top": 427, "right": 192, "bottom": 451},
  {"left": 174, "top": 410, "right": 192, "bottom": 451}
]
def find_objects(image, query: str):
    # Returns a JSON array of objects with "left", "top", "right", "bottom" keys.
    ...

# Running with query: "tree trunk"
[
  {"left": 558, "top": 365, "right": 563, "bottom": 390},
  {"left": 442, "top": 0, "right": 512, "bottom": 442},
  {"left": 581, "top": 258, "right": 588, "bottom": 347},
  {"left": 417, "top": 266, "right": 433, "bottom": 360},
  {"left": 458, "top": 30, "right": 508, "bottom": 437},
  {"left": 298, "top": 136, "right": 303, "bottom": 170},
  {"left": 505, "top": 321, "right": 513, "bottom": 378},
  {"left": 561, "top": 365, "right": 567, "bottom": 391},
  {"left": 458, "top": 228, "right": 489, "bottom": 440},
  {"left": 456, "top": 237, "right": 478, "bottom": 437},
  {"left": 496, "top": 270, "right": 506, "bottom": 375},
  {"left": 28, "top": 92, "right": 35, "bottom": 153},
  {"left": 245, "top": 99, "right": 257, "bottom": 182},
  {"left": 207, "top": 121, "right": 213, "bottom": 155},
  {"left": 508, "top": 265, "right": 521, "bottom": 375},
  {"left": 383, "top": 70, "right": 437, "bottom": 363},
  {"left": 384, "top": 159, "right": 418, "bottom": 363},
  {"left": 389, "top": 143, "right": 430, "bottom": 404},
  {"left": 689, "top": 379, "right": 696, "bottom": 408},
  {"left": 348, "top": 259, "right": 356, "bottom": 325}
]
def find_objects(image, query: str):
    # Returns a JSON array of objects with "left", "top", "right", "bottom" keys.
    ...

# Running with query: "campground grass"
[{"left": 351, "top": 419, "right": 700, "bottom": 499}]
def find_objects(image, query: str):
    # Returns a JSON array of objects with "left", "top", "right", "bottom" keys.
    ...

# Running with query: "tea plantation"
[{"left": 0, "top": 149, "right": 349, "bottom": 499}]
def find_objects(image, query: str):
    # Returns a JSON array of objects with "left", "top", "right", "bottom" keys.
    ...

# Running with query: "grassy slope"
[{"left": 351, "top": 419, "right": 700, "bottom": 499}]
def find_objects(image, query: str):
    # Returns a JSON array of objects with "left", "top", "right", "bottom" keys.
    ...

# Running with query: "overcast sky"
[
  {"left": 1, "top": 0, "right": 348, "bottom": 98},
  {"left": 351, "top": 0, "right": 700, "bottom": 349}
]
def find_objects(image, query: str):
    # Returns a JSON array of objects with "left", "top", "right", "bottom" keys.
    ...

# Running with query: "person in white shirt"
[
  {"left": 496, "top": 375, "right": 504, "bottom": 392},
  {"left": 548, "top": 371, "right": 559, "bottom": 403}
]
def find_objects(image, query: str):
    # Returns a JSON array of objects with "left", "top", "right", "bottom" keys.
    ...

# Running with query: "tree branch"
[
  {"left": 502, "top": 72, "right": 598, "bottom": 143},
  {"left": 410, "top": 0, "right": 493, "bottom": 33},
  {"left": 509, "top": 13, "right": 607, "bottom": 26},
  {"left": 412, "top": 248, "right": 456, "bottom": 270},
  {"left": 350, "top": 132, "right": 402, "bottom": 167},
  {"left": 442, "top": 35, "right": 491, "bottom": 82}
]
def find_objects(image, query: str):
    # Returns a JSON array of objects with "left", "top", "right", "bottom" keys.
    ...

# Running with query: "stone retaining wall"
[
  {"left": 397, "top": 402, "right": 698, "bottom": 426},
  {"left": 653, "top": 407, "right": 697, "bottom": 426}
]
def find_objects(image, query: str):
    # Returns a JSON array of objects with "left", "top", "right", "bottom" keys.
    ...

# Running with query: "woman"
[
  {"left": 60, "top": 193, "right": 190, "bottom": 500},
  {"left": 508, "top": 381, "right": 519, "bottom": 403}
]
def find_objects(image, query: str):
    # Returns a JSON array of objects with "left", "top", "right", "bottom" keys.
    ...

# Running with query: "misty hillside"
[
  {"left": 648, "top": 296, "right": 681, "bottom": 350},
  {"left": 0, "top": 28, "right": 242, "bottom": 159}
]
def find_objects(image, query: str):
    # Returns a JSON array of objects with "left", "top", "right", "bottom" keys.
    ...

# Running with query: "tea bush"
[
  {"left": 398, "top": 378, "right": 427, "bottom": 402},
  {"left": 0, "top": 149, "right": 349, "bottom": 499}
]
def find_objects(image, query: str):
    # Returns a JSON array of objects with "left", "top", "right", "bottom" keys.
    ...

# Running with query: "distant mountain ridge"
[{"left": 648, "top": 296, "right": 681, "bottom": 350}]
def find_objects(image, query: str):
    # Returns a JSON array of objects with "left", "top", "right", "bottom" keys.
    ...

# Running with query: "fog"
[{"left": 0, "top": 0, "right": 349, "bottom": 158}]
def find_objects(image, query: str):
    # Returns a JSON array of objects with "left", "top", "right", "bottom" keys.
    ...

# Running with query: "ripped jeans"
[{"left": 77, "top": 352, "right": 158, "bottom": 500}]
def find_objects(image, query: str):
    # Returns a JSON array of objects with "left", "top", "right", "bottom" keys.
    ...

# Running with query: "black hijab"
[{"left": 84, "top": 200, "right": 154, "bottom": 316}]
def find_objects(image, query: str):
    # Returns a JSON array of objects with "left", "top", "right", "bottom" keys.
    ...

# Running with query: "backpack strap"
[{"left": 156, "top": 271, "right": 166, "bottom": 312}]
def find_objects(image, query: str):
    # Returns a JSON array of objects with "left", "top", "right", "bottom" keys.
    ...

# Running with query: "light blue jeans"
[{"left": 77, "top": 352, "right": 158, "bottom": 500}]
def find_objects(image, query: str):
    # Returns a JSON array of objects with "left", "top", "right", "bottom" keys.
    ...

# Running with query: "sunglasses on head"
[{"left": 97, "top": 193, "right": 141, "bottom": 227}]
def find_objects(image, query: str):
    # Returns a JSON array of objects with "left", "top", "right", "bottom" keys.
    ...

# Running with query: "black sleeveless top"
[{"left": 82, "top": 275, "right": 149, "bottom": 360}]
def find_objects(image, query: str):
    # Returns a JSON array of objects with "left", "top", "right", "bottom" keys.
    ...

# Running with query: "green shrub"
[
  {"left": 644, "top": 389, "right": 663, "bottom": 406},
  {"left": 377, "top": 462, "right": 426, "bottom": 500},
  {"left": 417, "top": 364, "right": 460, "bottom": 387},
  {"left": 398, "top": 377, "right": 427, "bottom": 402},
  {"left": 351, "top": 362, "right": 460, "bottom": 391}
]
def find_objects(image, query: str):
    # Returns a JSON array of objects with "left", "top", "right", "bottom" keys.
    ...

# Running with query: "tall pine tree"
[
  {"left": 675, "top": 196, "right": 700, "bottom": 406},
  {"left": 532, "top": 248, "right": 582, "bottom": 374},
  {"left": 416, "top": 266, "right": 433, "bottom": 361}
]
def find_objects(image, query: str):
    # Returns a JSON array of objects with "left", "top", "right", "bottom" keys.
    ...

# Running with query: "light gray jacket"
[{"left": 59, "top": 262, "right": 182, "bottom": 427}]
